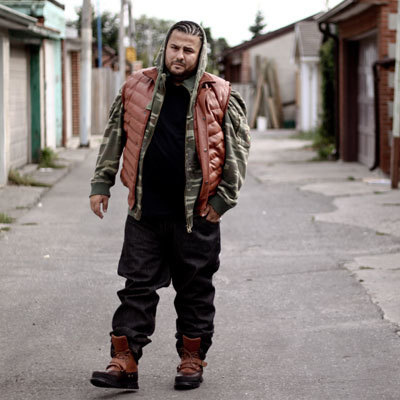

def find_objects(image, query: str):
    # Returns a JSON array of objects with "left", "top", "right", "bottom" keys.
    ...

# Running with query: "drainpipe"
[
  {"left": 391, "top": 0, "right": 400, "bottom": 188},
  {"left": 371, "top": 58, "right": 395, "bottom": 171},
  {"left": 318, "top": 21, "right": 340, "bottom": 159}
]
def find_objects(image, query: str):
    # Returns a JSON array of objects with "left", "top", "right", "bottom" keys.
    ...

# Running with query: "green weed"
[
  {"left": 0, "top": 213, "right": 14, "bottom": 224},
  {"left": 8, "top": 169, "right": 51, "bottom": 188},
  {"left": 38, "top": 147, "right": 65, "bottom": 169}
]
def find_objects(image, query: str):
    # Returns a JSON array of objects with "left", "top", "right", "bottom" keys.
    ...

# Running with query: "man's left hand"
[{"left": 201, "top": 204, "right": 221, "bottom": 223}]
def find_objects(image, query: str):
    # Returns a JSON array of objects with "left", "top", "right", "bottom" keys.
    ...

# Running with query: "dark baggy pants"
[{"left": 111, "top": 215, "right": 221, "bottom": 360}]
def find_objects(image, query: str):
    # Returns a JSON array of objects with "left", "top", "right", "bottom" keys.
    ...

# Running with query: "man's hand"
[
  {"left": 201, "top": 204, "right": 221, "bottom": 223},
  {"left": 90, "top": 195, "right": 109, "bottom": 219}
]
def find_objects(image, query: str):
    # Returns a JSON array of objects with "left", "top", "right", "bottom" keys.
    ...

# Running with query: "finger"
[
  {"left": 206, "top": 210, "right": 219, "bottom": 222},
  {"left": 102, "top": 196, "right": 109, "bottom": 213},
  {"left": 95, "top": 202, "right": 103, "bottom": 219},
  {"left": 201, "top": 205, "right": 210, "bottom": 217},
  {"left": 92, "top": 199, "right": 103, "bottom": 219}
]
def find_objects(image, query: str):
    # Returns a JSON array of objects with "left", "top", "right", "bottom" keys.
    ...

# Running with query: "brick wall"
[
  {"left": 71, "top": 51, "right": 80, "bottom": 136},
  {"left": 377, "top": 0, "right": 397, "bottom": 173}
]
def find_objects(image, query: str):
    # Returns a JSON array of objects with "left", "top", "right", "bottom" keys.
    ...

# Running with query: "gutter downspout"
[
  {"left": 318, "top": 21, "right": 340, "bottom": 160},
  {"left": 371, "top": 58, "right": 395, "bottom": 171}
]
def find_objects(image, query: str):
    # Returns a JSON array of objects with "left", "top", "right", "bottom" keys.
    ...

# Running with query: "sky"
[{"left": 64, "top": 0, "right": 343, "bottom": 47}]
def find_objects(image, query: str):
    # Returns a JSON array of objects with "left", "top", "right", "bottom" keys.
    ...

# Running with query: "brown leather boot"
[
  {"left": 90, "top": 335, "right": 138, "bottom": 389},
  {"left": 174, "top": 335, "right": 207, "bottom": 390}
]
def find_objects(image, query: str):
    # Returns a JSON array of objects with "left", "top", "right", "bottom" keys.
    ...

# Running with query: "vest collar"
[
  {"left": 142, "top": 67, "right": 216, "bottom": 87},
  {"left": 142, "top": 67, "right": 158, "bottom": 81}
]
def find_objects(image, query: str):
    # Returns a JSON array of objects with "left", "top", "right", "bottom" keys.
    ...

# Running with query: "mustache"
[{"left": 172, "top": 61, "right": 186, "bottom": 66}]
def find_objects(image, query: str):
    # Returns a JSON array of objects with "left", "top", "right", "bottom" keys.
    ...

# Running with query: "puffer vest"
[{"left": 120, "top": 67, "right": 231, "bottom": 213}]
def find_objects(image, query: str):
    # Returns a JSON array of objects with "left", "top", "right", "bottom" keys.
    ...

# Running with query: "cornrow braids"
[{"left": 166, "top": 20, "right": 204, "bottom": 44}]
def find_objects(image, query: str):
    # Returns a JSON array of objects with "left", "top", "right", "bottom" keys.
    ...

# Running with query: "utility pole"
[
  {"left": 119, "top": 0, "right": 126, "bottom": 86},
  {"left": 391, "top": 0, "right": 400, "bottom": 188},
  {"left": 80, "top": 0, "right": 92, "bottom": 147}
]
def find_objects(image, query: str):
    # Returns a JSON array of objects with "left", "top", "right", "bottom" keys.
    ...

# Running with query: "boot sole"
[
  {"left": 174, "top": 376, "right": 202, "bottom": 390},
  {"left": 90, "top": 372, "right": 139, "bottom": 390}
]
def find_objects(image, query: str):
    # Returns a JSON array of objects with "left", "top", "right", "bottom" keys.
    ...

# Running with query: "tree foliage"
[
  {"left": 68, "top": 7, "right": 119, "bottom": 52},
  {"left": 319, "top": 38, "right": 336, "bottom": 143},
  {"left": 203, "top": 26, "right": 229, "bottom": 74},
  {"left": 311, "top": 38, "right": 336, "bottom": 160},
  {"left": 134, "top": 15, "right": 175, "bottom": 68},
  {"left": 249, "top": 10, "right": 266, "bottom": 39}
]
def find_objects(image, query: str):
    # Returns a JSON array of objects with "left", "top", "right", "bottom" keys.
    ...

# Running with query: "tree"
[
  {"left": 203, "top": 26, "right": 229, "bottom": 75},
  {"left": 68, "top": 7, "right": 119, "bottom": 53},
  {"left": 134, "top": 15, "right": 175, "bottom": 68},
  {"left": 249, "top": 10, "right": 266, "bottom": 39}
]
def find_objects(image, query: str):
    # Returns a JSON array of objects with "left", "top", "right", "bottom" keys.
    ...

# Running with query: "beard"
[{"left": 166, "top": 60, "right": 197, "bottom": 82}]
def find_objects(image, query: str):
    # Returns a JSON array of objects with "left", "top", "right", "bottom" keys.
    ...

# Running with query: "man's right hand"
[{"left": 90, "top": 195, "right": 109, "bottom": 219}]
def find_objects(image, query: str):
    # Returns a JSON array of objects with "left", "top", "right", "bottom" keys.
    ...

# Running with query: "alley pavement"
[{"left": 1, "top": 131, "right": 400, "bottom": 399}]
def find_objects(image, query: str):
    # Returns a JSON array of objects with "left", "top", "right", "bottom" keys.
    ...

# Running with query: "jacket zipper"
[
  {"left": 136, "top": 77, "right": 166, "bottom": 219},
  {"left": 184, "top": 120, "right": 192, "bottom": 233}
]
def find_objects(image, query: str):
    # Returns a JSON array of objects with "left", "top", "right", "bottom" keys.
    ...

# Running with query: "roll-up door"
[
  {"left": 357, "top": 35, "right": 377, "bottom": 168},
  {"left": 9, "top": 44, "right": 30, "bottom": 169}
]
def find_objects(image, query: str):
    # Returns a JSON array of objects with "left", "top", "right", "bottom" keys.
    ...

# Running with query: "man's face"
[{"left": 165, "top": 30, "right": 202, "bottom": 81}]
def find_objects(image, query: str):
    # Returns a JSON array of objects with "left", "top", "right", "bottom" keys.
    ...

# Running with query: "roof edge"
[
  {"left": 0, "top": 3, "right": 37, "bottom": 25},
  {"left": 316, "top": 0, "right": 356, "bottom": 22},
  {"left": 224, "top": 12, "right": 321, "bottom": 56}
]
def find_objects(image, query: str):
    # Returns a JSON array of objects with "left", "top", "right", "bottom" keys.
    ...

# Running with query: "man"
[{"left": 89, "top": 20, "right": 250, "bottom": 391}]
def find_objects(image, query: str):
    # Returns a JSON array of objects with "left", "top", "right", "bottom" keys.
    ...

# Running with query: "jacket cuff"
[
  {"left": 90, "top": 182, "right": 111, "bottom": 197},
  {"left": 208, "top": 194, "right": 231, "bottom": 217}
]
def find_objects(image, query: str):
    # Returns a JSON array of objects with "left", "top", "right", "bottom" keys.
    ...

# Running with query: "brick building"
[
  {"left": 318, "top": 0, "right": 398, "bottom": 174},
  {"left": 65, "top": 27, "right": 81, "bottom": 144}
]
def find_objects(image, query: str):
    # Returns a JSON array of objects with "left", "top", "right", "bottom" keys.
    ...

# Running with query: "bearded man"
[{"left": 89, "top": 20, "right": 250, "bottom": 390}]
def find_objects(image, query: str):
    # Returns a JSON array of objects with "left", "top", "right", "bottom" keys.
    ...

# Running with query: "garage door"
[
  {"left": 9, "top": 44, "right": 30, "bottom": 169},
  {"left": 358, "top": 35, "right": 377, "bottom": 168}
]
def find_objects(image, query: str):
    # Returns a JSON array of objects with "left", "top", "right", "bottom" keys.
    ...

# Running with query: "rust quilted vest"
[{"left": 121, "top": 67, "right": 231, "bottom": 212}]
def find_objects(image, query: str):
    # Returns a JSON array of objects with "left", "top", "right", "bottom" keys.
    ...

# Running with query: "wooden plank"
[
  {"left": 250, "top": 57, "right": 267, "bottom": 129},
  {"left": 270, "top": 62, "right": 284, "bottom": 127},
  {"left": 267, "top": 97, "right": 279, "bottom": 129},
  {"left": 250, "top": 74, "right": 264, "bottom": 129}
]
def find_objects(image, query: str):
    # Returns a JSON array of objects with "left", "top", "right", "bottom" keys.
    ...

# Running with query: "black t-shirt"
[{"left": 141, "top": 79, "right": 190, "bottom": 218}]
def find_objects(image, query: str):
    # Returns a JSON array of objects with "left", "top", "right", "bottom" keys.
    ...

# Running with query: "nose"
[{"left": 175, "top": 49, "right": 184, "bottom": 60}]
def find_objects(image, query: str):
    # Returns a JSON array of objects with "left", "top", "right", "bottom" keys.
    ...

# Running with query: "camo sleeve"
[
  {"left": 90, "top": 90, "right": 125, "bottom": 197},
  {"left": 208, "top": 89, "right": 251, "bottom": 216}
]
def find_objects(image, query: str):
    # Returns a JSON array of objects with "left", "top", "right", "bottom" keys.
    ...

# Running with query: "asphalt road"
[{"left": 1, "top": 132, "right": 400, "bottom": 399}]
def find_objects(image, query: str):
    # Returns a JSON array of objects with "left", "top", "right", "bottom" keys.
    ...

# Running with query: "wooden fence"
[
  {"left": 91, "top": 68, "right": 120, "bottom": 135},
  {"left": 232, "top": 83, "right": 255, "bottom": 126}
]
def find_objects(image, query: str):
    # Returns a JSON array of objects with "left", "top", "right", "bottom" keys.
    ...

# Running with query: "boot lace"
[
  {"left": 107, "top": 350, "right": 132, "bottom": 371},
  {"left": 177, "top": 348, "right": 207, "bottom": 372}
]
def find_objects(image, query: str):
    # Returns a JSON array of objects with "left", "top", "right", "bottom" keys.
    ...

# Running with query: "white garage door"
[
  {"left": 9, "top": 44, "right": 30, "bottom": 169},
  {"left": 358, "top": 35, "right": 377, "bottom": 168}
]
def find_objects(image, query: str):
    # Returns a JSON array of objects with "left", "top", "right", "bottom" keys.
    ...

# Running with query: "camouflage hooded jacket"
[{"left": 90, "top": 25, "right": 251, "bottom": 232}]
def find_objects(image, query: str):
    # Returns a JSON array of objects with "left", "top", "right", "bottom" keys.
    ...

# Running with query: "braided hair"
[{"left": 166, "top": 21, "right": 204, "bottom": 44}]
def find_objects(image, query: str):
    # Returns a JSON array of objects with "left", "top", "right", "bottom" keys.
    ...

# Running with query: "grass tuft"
[
  {"left": 8, "top": 169, "right": 51, "bottom": 188},
  {"left": 38, "top": 147, "right": 65, "bottom": 169},
  {"left": 0, "top": 213, "right": 15, "bottom": 224}
]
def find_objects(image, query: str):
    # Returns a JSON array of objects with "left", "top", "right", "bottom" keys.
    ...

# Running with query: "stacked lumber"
[{"left": 250, "top": 56, "right": 283, "bottom": 129}]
